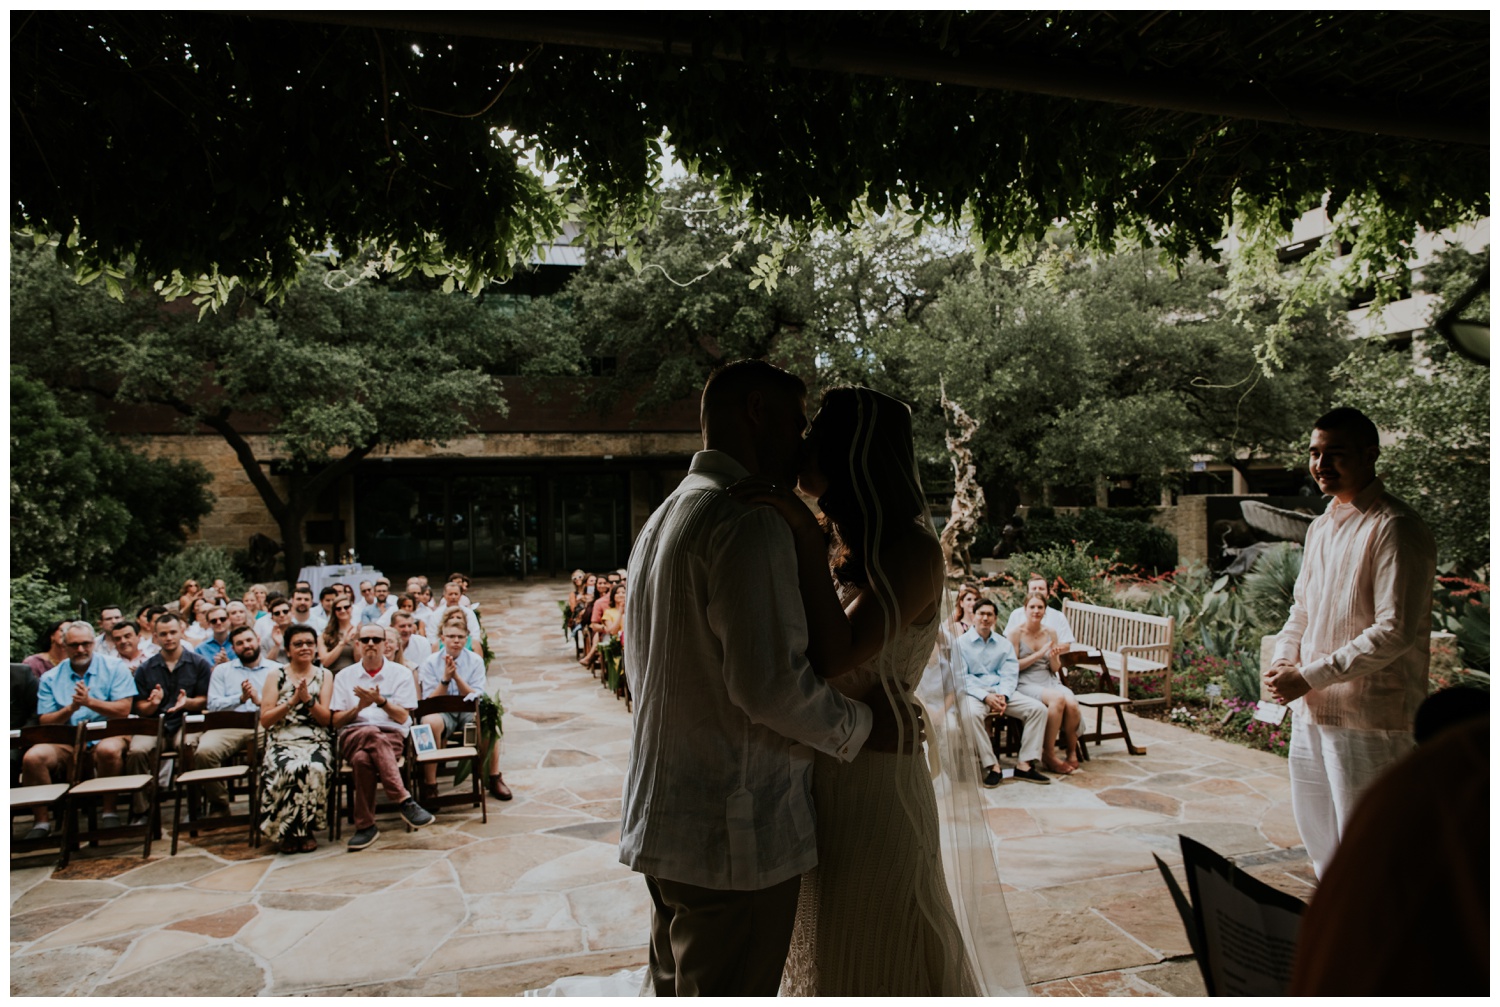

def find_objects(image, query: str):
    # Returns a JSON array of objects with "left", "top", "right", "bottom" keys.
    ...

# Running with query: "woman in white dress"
[{"left": 734, "top": 386, "right": 1028, "bottom": 996}]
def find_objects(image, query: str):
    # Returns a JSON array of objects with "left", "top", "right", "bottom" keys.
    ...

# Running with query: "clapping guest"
[
  {"left": 318, "top": 595, "right": 360, "bottom": 673},
  {"left": 391, "top": 611, "right": 432, "bottom": 666},
  {"left": 183, "top": 598, "right": 214, "bottom": 647},
  {"left": 131, "top": 613, "right": 214, "bottom": 821},
  {"left": 178, "top": 579, "right": 204, "bottom": 619},
  {"left": 225, "top": 600, "right": 252, "bottom": 632},
  {"left": 258, "top": 596, "right": 293, "bottom": 661},
  {"left": 197, "top": 626, "right": 280, "bottom": 812},
  {"left": 258, "top": 625, "right": 332, "bottom": 853},
  {"left": 108, "top": 620, "right": 151, "bottom": 674},
  {"left": 195, "top": 606, "right": 235, "bottom": 665},
  {"left": 1007, "top": 594, "right": 1081, "bottom": 774},
  {"left": 418, "top": 623, "right": 511, "bottom": 801}
]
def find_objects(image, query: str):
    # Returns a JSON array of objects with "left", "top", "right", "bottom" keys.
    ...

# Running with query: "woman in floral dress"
[{"left": 258, "top": 624, "right": 333, "bottom": 852}]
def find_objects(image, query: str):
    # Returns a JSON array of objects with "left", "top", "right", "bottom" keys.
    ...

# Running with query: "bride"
[{"left": 733, "top": 386, "right": 1029, "bottom": 996}]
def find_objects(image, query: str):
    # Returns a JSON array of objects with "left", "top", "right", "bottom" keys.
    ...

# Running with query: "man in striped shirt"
[{"left": 1265, "top": 407, "right": 1436, "bottom": 878}]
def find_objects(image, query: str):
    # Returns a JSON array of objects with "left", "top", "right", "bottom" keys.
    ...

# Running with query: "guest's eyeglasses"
[
  {"left": 335, "top": 604, "right": 352, "bottom": 612},
  {"left": 209, "top": 616, "right": 228, "bottom": 624},
  {"left": 359, "top": 636, "right": 385, "bottom": 644},
  {"left": 271, "top": 608, "right": 290, "bottom": 616}
]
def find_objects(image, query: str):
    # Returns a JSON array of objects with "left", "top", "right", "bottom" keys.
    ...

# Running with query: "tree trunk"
[{"left": 279, "top": 507, "right": 308, "bottom": 587}]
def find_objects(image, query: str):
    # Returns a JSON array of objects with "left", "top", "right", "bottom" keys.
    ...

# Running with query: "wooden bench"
[{"left": 1060, "top": 600, "right": 1175, "bottom": 708}]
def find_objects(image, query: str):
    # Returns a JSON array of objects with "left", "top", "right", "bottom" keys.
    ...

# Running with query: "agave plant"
[{"left": 1241, "top": 543, "right": 1303, "bottom": 634}]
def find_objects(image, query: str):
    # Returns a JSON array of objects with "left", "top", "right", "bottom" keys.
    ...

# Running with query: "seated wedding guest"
[
  {"left": 959, "top": 598, "right": 1051, "bottom": 786},
  {"left": 178, "top": 578, "right": 204, "bottom": 618},
  {"left": 94, "top": 605, "right": 124, "bottom": 657},
  {"left": 418, "top": 623, "right": 511, "bottom": 801},
  {"left": 391, "top": 611, "right": 432, "bottom": 666},
  {"left": 195, "top": 605, "right": 235, "bottom": 665},
  {"left": 373, "top": 578, "right": 398, "bottom": 616},
  {"left": 130, "top": 613, "right": 215, "bottom": 821},
  {"left": 258, "top": 595, "right": 293, "bottom": 661},
  {"left": 258, "top": 624, "right": 333, "bottom": 853},
  {"left": 23, "top": 620, "right": 69, "bottom": 678},
  {"left": 309, "top": 586, "right": 337, "bottom": 633},
  {"left": 951, "top": 583, "right": 981, "bottom": 634},
  {"left": 196, "top": 625, "right": 280, "bottom": 812},
  {"left": 579, "top": 572, "right": 621, "bottom": 668},
  {"left": 1003, "top": 574, "right": 1076, "bottom": 644},
  {"left": 427, "top": 580, "right": 481, "bottom": 646},
  {"left": 137, "top": 606, "right": 166, "bottom": 654},
  {"left": 447, "top": 573, "right": 474, "bottom": 609},
  {"left": 246, "top": 584, "right": 270, "bottom": 623},
  {"left": 317, "top": 594, "right": 361, "bottom": 674},
  {"left": 330, "top": 624, "right": 433, "bottom": 850},
  {"left": 597, "top": 584, "right": 626, "bottom": 644},
  {"left": 378, "top": 592, "right": 423, "bottom": 632},
  {"left": 108, "top": 619, "right": 152, "bottom": 674},
  {"left": 22, "top": 622, "right": 139, "bottom": 838},
  {"left": 207, "top": 578, "right": 231, "bottom": 604},
  {"left": 356, "top": 581, "right": 380, "bottom": 624},
  {"left": 225, "top": 600, "right": 253, "bottom": 632},
  {"left": 1007, "top": 594, "right": 1081, "bottom": 774},
  {"left": 183, "top": 598, "right": 214, "bottom": 647}
]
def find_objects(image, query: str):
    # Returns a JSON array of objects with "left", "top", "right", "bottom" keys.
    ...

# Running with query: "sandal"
[{"left": 300, "top": 835, "right": 319, "bottom": 853}]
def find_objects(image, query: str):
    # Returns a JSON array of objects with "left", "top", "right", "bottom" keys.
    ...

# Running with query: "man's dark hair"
[
  {"left": 230, "top": 624, "right": 258, "bottom": 643},
  {"left": 292, "top": 586, "right": 312, "bottom": 600},
  {"left": 110, "top": 621, "right": 137, "bottom": 637},
  {"left": 155, "top": 612, "right": 183, "bottom": 628},
  {"left": 100, "top": 605, "right": 122, "bottom": 617},
  {"left": 1313, "top": 407, "right": 1381, "bottom": 449},
  {"left": 266, "top": 593, "right": 288, "bottom": 608},
  {"left": 318, "top": 586, "right": 338, "bottom": 600},
  {"left": 973, "top": 598, "right": 999, "bottom": 616},
  {"left": 701, "top": 359, "right": 807, "bottom": 422},
  {"left": 147, "top": 605, "right": 168, "bottom": 619}
]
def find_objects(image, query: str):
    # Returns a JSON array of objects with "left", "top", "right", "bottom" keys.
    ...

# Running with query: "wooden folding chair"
[
  {"left": 1062, "top": 651, "right": 1147, "bottom": 758},
  {"left": 64, "top": 717, "right": 163, "bottom": 864},
  {"left": 329, "top": 725, "right": 412, "bottom": 841},
  {"left": 172, "top": 710, "right": 261, "bottom": 855},
  {"left": 983, "top": 713, "right": 1024, "bottom": 761},
  {"left": 10, "top": 723, "right": 79, "bottom": 864},
  {"left": 409, "top": 696, "right": 487, "bottom": 822}
]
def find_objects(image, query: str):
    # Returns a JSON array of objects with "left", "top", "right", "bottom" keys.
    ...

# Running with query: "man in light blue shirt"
[
  {"left": 196, "top": 625, "right": 280, "bottom": 810},
  {"left": 416, "top": 622, "right": 509, "bottom": 800},
  {"left": 22, "top": 621, "right": 138, "bottom": 837},
  {"left": 958, "top": 599, "right": 1050, "bottom": 786},
  {"left": 194, "top": 605, "right": 234, "bottom": 666}
]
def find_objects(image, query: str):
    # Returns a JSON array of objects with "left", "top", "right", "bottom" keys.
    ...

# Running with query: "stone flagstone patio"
[{"left": 10, "top": 578, "right": 1314, "bottom": 996}]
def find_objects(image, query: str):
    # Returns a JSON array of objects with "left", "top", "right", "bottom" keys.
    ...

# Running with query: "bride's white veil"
[{"left": 825, "top": 386, "right": 1030, "bottom": 997}]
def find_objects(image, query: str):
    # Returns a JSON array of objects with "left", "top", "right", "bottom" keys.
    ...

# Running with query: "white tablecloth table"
[{"left": 297, "top": 564, "right": 387, "bottom": 598}]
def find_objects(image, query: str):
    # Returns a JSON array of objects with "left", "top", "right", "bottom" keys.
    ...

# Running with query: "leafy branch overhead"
[{"left": 11, "top": 12, "right": 1488, "bottom": 309}]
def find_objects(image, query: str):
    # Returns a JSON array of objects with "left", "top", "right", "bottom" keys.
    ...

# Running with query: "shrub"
[
  {"left": 133, "top": 543, "right": 246, "bottom": 608},
  {"left": 1240, "top": 543, "right": 1303, "bottom": 634},
  {"left": 10, "top": 568, "right": 75, "bottom": 661},
  {"left": 980, "top": 540, "right": 1129, "bottom": 613},
  {"left": 1023, "top": 507, "right": 1177, "bottom": 571}
]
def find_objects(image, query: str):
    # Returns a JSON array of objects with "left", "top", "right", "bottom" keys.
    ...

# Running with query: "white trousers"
[
  {"left": 962, "top": 692, "right": 1048, "bottom": 767},
  {"left": 1288, "top": 707, "right": 1414, "bottom": 878}
]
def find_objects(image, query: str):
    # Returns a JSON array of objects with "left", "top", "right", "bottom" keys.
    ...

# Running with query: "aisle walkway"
[{"left": 10, "top": 579, "right": 1313, "bottom": 996}]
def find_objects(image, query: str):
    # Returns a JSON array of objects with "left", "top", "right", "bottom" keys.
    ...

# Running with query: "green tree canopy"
[
  {"left": 10, "top": 369, "right": 214, "bottom": 586},
  {"left": 9, "top": 240, "right": 571, "bottom": 581},
  {"left": 1338, "top": 245, "right": 1490, "bottom": 573},
  {"left": 12, "top": 12, "right": 1487, "bottom": 308}
]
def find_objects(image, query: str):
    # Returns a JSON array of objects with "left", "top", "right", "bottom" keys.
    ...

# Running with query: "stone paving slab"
[{"left": 10, "top": 577, "right": 1312, "bottom": 996}]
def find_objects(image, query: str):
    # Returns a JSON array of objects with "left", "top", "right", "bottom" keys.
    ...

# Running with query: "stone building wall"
[{"left": 138, "top": 434, "right": 288, "bottom": 550}]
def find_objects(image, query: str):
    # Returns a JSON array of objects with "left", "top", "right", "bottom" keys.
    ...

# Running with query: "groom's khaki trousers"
[{"left": 645, "top": 874, "right": 801, "bottom": 996}]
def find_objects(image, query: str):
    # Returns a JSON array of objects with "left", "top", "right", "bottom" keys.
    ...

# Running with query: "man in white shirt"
[
  {"left": 620, "top": 360, "right": 899, "bottom": 996},
  {"left": 1004, "top": 574, "right": 1076, "bottom": 644},
  {"left": 331, "top": 623, "right": 433, "bottom": 850},
  {"left": 107, "top": 620, "right": 151, "bottom": 674},
  {"left": 287, "top": 586, "right": 319, "bottom": 632},
  {"left": 427, "top": 580, "right": 482, "bottom": 645},
  {"left": 416, "top": 623, "right": 509, "bottom": 800},
  {"left": 1265, "top": 407, "right": 1435, "bottom": 878},
  {"left": 391, "top": 611, "right": 432, "bottom": 666},
  {"left": 95, "top": 605, "right": 124, "bottom": 657},
  {"left": 195, "top": 626, "right": 280, "bottom": 810}
]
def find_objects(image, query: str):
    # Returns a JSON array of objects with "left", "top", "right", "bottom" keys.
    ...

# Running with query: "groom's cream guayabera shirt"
[{"left": 620, "top": 450, "right": 873, "bottom": 891}]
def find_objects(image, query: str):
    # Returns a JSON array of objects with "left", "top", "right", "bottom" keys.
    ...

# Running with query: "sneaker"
[
  {"left": 982, "top": 768, "right": 1003, "bottom": 789},
  {"left": 399, "top": 798, "right": 434, "bottom": 829},
  {"left": 347, "top": 826, "right": 379, "bottom": 851},
  {"left": 129, "top": 814, "right": 149, "bottom": 827},
  {"left": 100, "top": 812, "right": 123, "bottom": 829},
  {"left": 23, "top": 824, "right": 51, "bottom": 842},
  {"left": 1012, "top": 765, "right": 1052, "bottom": 785}
]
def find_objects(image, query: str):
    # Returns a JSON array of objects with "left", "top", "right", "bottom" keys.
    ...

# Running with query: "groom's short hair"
[{"left": 701, "top": 359, "right": 806, "bottom": 425}]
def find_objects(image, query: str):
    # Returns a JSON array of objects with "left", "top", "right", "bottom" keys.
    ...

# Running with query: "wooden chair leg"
[
  {"left": 1116, "top": 707, "right": 1147, "bottom": 756},
  {"left": 171, "top": 785, "right": 185, "bottom": 855}
]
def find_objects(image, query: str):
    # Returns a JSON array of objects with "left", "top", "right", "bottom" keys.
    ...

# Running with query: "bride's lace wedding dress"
[{"left": 780, "top": 593, "right": 986, "bottom": 996}]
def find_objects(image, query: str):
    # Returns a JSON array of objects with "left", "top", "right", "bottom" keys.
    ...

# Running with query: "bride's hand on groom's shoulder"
[{"left": 727, "top": 478, "right": 820, "bottom": 537}]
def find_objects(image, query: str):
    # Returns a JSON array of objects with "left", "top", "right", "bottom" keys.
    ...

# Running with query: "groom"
[{"left": 620, "top": 359, "right": 891, "bottom": 996}]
